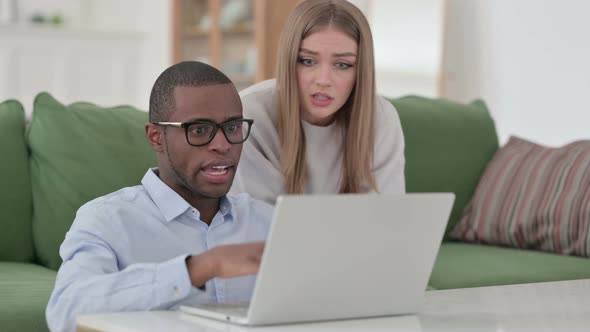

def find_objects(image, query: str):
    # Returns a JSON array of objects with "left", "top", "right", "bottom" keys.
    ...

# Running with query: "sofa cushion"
[
  {"left": 451, "top": 136, "right": 590, "bottom": 257},
  {"left": 0, "top": 100, "right": 34, "bottom": 262},
  {"left": 430, "top": 242, "right": 590, "bottom": 289},
  {"left": 391, "top": 96, "right": 499, "bottom": 235},
  {"left": 0, "top": 262, "right": 56, "bottom": 332},
  {"left": 27, "top": 93, "right": 157, "bottom": 270}
]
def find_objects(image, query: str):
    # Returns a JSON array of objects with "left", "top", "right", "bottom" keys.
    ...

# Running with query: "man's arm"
[{"left": 46, "top": 205, "right": 264, "bottom": 332}]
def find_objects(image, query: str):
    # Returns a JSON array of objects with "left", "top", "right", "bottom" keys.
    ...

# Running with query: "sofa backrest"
[
  {"left": 27, "top": 93, "right": 158, "bottom": 270},
  {"left": 0, "top": 100, "right": 34, "bottom": 262},
  {"left": 20, "top": 92, "right": 498, "bottom": 268},
  {"left": 391, "top": 96, "right": 499, "bottom": 237}
]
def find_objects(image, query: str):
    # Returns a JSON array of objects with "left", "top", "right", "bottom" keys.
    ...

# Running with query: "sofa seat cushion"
[
  {"left": 0, "top": 262, "right": 56, "bottom": 332},
  {"left": 430, "top": 242, "right": 590, "bottom": 289}
]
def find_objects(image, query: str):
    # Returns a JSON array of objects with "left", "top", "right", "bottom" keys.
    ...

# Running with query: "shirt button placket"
[{"left": 205, "top": 222, "right": 221, "bottom": 302}]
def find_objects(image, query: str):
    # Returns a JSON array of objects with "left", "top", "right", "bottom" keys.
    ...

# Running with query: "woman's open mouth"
[{"left": 311, "top": 93, "right": 333, "bottom": 107}]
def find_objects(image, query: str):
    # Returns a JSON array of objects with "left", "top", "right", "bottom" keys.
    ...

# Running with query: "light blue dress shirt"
[{"left": 46, "top": 169, "right": 273, "bottom": 332}]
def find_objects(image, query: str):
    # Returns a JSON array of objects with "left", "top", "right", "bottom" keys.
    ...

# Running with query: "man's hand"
[{"left": 186, "top": 242, "right": 265, "bottom": 288}]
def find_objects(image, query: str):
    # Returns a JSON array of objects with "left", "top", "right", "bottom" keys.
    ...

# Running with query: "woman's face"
[{"left": 296, "top": 26, "right": 358, "bottom": 126}]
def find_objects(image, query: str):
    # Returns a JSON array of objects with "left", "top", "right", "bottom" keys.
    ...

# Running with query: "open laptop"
[{"left": 179, "top": 193, "right": 455, "bottom": 326}]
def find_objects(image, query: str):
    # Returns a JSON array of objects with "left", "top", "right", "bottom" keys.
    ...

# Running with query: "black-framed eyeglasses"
[{"left": 154, "top": 118, "right": 254, "bottom": 147}]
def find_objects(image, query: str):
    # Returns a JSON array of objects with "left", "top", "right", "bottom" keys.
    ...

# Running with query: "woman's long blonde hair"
[{"left": 275, "top": 0, "right": 377, "bottom": 194}]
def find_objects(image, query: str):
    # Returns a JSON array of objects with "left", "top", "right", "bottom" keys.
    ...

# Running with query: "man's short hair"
[{"left": 149, "top": 61, "right": 232, "bottom": 123}]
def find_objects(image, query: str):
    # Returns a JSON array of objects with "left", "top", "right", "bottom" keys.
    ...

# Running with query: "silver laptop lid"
[{"left": 247, "top": 193, "right": 454, "bottom": 325}]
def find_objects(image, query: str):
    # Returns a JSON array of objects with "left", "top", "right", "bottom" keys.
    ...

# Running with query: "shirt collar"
[
  {"left": 219, "top": 195, "right": 233, "bottom": 218},
  {"left": 142, "top": 168, "right": 192, "bottom": 222},
  {"left": 142, "top": 168, "right": 235, "bottom": 223}
]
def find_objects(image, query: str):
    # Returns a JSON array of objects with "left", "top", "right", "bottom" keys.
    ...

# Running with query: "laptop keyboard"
[{"left": 196, "top": 302, "right": 250, "bottom": 318}]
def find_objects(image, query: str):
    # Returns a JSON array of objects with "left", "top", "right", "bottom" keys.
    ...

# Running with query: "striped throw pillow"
[{"left": 451, "top": 136, "right": 590, "bottom": 257}]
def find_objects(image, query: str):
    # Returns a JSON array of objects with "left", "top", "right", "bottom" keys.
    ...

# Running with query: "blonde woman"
[{"left": 232, "top": 0, "right": 405, "bottom": 204}]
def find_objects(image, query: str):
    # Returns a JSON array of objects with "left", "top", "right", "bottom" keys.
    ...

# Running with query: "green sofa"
[{"left": 1, "top": 93, "right": 589, "bottom": 332}]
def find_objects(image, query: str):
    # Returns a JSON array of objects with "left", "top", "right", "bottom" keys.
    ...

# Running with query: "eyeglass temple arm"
[{"left": 155, "top": 122, "right": 183, "bottom": 127}]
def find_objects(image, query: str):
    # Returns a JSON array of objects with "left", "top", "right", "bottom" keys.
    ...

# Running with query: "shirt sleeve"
[
  {"left": 45, "top": 204, "right": 195, "bottom": 332},
  {"left": 231, "top": 87, "right": 284, "bottom": 205},
  {"left": 232, "top": 137, "right": 284, "bottom": 205},
  {"left": 373, "top": 96, "right": 406, "bottom": 194}
]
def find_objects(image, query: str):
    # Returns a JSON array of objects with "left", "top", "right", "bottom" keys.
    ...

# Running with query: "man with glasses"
[{"left": 47, "top": 61, "right": 272, "bottom": 332}]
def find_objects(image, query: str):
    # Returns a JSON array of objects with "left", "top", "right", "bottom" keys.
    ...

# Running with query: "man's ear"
[{"left": 145, "top": 123, "right": 164, "bottom": 153}]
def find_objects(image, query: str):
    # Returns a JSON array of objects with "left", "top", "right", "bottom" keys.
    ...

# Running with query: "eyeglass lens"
[{"left": 186, "top": 120, "right": 250, "bottom": 145}]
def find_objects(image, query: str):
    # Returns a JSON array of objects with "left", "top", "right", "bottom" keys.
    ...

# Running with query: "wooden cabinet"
[{"left": 172, "top": 0, "right": 300, "bottom": 89}]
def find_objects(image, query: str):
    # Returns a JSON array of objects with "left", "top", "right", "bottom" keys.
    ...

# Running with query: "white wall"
[
  {"left": 443, "top": 0, "right": 590, "bottom": 146},
  {"left": 88, "top": 0, "right": 172, "bottom": 110},
  {"left": 366, "top": 0, "right": 444, "bottom": 98},
  {"left": 0, "top": 26, "right": 142, "bottom": 113},
  {"left": 124, "top": 0, "right": 172, "bottom": 111},
  {"left": 4, "top": 0, "right": 171, "bottom": 111}
]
